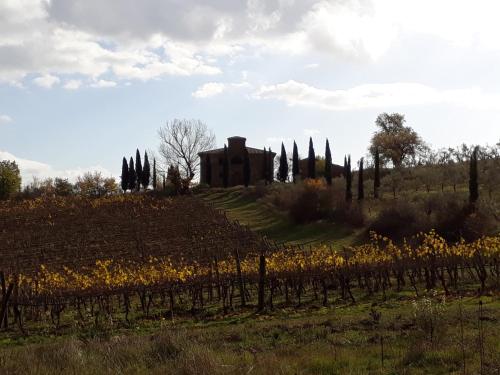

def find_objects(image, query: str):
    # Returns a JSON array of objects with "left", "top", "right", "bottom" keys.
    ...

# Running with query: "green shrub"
[
  {"left": 289, "top": 179, "right": 332, "bottom": 224},
  {"left": 331, "top": 200, "right": 365, "bottom": 227},
  {"left": 369, "top": 201, "right": 426, "bottom": 240},
  {"left": 423, "top": 194, "right": 498, "bottom": 241},
  {"left": 461, "top": 205, "right": 498, "bottom": 241},
  {"left": 263, "top": 183, "right": 299, "bottom": 211},
  {"left": 290, "top": 189, "right": 322, "bottom": 223}
]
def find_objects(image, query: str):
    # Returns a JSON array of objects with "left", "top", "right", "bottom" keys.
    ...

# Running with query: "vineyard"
[{"left": 0, "top": 195, "right": 498, "bottom": 338}]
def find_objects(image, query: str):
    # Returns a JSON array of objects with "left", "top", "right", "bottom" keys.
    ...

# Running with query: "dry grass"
[
  {"left": 1, "top": 295, "right": 498, "bottom": 375},
  {"left": 0, "top": 330, "right": 224, "bottom": 375}
]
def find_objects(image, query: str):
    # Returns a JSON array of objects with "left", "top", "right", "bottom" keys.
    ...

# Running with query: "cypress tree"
[
  {"left": 152, "top": 158, "right": 157, "bottom": 190},
  {"left": 469, "top": 146, "right": 479, "bottom": 204},
  {"left": 223, "top": 144, "right": 229, "bottom": 188},
  {"left": 205, "top": 154, "right": 212, "bottom": 186},
  {"left": 374, "top": 147, "right": 380, "bottom": 199},
  {"left": 325, "top": 139, "right": 332, "bottom": 186},
  {"left": 128, "top": 157, "right": 136, "bottom": 191},
  {"left": 162, "top": 175, "right": 166, "bottom": 191},
  {"left": 358, "top": 157, "right": 364, "bottom": 200},
  {"left": 141, "top": 151, "right": 151, "bottom": 189},
  {"left": 262, "top": 147, "right": 268, "bottom": 183},
  {"left": 135, "top": 149, "right": 142, "bottom": 190},
  {"left": 268, "top": 148, "right": 274, "bottom": 184},
  {"left": 168, "top": 165, "right": 182, "bottom": 193},
  {"left": 243, "top": 147, "right": 251, "bottom": 187},
  {"left": 278, "top": 142, "right": 288, "bottom": 183},
  {"left": 121, "top": 157, "right": 129, "bottom": 192},
  {"left": 292, "top": 141, "right": 299, "bottom": 183},
  {"left": 345, "top": 155, "right": 352, "bottom": 202},
  {"left": 308, "top": 137, "right": 316, "bottom": 179}
]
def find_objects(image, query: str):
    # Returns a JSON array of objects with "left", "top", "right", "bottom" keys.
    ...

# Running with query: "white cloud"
[
  {"left": 298, "top": 1, "right": 397, "bottom": 61},
  {"left": 0, "top": 1, "right": 221, "bottom": 85},
  {"left": 255, "top": 80, "right": 500, "bottom": 111},
  {"left": 90, "top": 79, "right": 117, "bottom": 88},
  {"left": 63, "top": 79, "right": 82, "bottom": 90},
  {"left": 0, "top": 114, "right": 12, "bottom": 124},
  {"left": 192, "top": 82, "right": 226, "bottom": 98},
  {"left": 3, "top": 0, "right": 500, "bottom": 86},
  {"left": 33, "top": 74, "right": 60, "bottom": 88},
  {"left": 192, "top": 81, "right": 251, "bottom": 98},
  {"left": 379, "top": 0, "right": 500, "bottom": 50},
  {"left": 0, "top": 149, "right": 114, "bottom": 184}
]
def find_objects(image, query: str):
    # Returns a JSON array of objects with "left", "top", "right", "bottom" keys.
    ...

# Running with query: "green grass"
[
  {"left": 199, "top": 184, "right": 500, "bottom": 247},
  {"left": 1, "top": 292, "right": 498, "bottom": 374},
  {"left": 199, "top": 187, "right": 361, "bottom": 247}
]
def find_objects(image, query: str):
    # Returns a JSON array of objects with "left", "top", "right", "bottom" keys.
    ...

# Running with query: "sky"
[{"left": 1, "top": 0, "right": 500, "bottom": 183}]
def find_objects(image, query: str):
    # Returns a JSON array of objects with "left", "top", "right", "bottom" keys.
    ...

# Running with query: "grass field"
[
  {"left": 1, "top": 190, "right": 498, "bottom": 374},
  {"left": 199, "top": 187, "right": 362, "bottom": 247},
  {"left": 0, "top": 290, "right": 498, "bottom": 374}
]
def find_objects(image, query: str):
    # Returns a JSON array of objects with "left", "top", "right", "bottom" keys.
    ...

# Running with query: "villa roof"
[{"left": 199, "top": 147, "right": 277, "bottom": 156}]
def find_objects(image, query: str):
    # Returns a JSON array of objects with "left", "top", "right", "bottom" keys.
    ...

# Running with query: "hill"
[
  {"left": 199, "top": 176, "right": 500, "bottom": 246},
  {"left": 0, "top": 195, "right": 263, "bottom": 276},
  {"left": 199, "top": 186, "right": 362, "bottom": 247},
  {"left": 0, "top": 193, "right": 498, "bottom": 374}
]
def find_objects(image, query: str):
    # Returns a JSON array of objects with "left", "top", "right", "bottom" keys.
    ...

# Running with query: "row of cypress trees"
[
  {"left": 200, "top": 136, "right": 381, "bottom": 204},
  {"left": 204, "top": 140, "right": 319, "bottom": 187},
  {"left": 120, "top": 143, "right": 480, "bottom": 204},
  {"left": 277, "top": 137, "right": 377, "bottom": 203},
  {"left": 204, "top": 138, "right": 336, "bottom": 188},
  {"left": 202, "top": 139, "right": 481, "bottom": 206},
  {"left": 343, "top": 154, "right": 367, "bottom": 202},
  {"left": 275, "top": 137, "right": 331, "bottom": 184},
  {"left": 120, "top": 149, "right": 157, "bottom": 192}
]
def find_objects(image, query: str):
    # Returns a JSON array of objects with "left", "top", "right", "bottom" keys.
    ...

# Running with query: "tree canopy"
[
  {"left": 278, "top": 142, "right": 288, "bottom": 183},
  {"left": 141, "top": 151, "right": 151, "bottom": 189},
  {"left": 0, "top": 160, "right": 21, "bottom": 200},
  {"left": 75, "top": 172, "right": 118, "bottom": 197},
  {"left": 128, "top": 157, "right": 136, "bottom": 191},
  {"left": 135, "top": 149, "right": 143, "bottom": 188},
  {"left": 308, "top": 137, "right": 316, "bottom": 179},
  {"left": 292, "top": 141, "right": 299, "bottom": 183},
  {"left": 370, "top": 113, "right": 424, "bottom": 167},
  {"left": 325, "top": 139, "right": 332, "bottom": 185},
  {"left": 121, "top": 157, "right": 129, "bottom": 192}
]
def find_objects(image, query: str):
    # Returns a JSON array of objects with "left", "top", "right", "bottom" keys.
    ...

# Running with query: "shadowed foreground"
[{"left": 1, "top": 294, "right": 498, "bottom": 375}]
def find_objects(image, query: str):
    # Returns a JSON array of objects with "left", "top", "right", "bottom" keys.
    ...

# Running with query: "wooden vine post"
[
  {"left": 234, "top": 247, "right": 246, "bottom": 307},
  {"left": 0, "top": 271, "right": 14, "bottom": 329}
]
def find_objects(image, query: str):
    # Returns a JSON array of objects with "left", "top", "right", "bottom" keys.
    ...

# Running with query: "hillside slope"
[{"left": 199, "top": 187, "right": 362, "bottom": 247}]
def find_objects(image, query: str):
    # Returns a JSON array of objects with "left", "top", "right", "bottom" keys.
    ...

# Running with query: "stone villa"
[
  {"left": 199, "top": 136, "right": 276, "bottom": 187},
  {"left": 199, "top": 136, "right": 343, "bottom": 187}
]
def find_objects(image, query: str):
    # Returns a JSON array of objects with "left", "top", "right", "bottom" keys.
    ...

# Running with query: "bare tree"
[{"left": 158, "top": 119, "right": 216, "bottom": 180}]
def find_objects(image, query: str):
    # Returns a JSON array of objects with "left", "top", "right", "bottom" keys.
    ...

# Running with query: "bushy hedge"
[{"left": 369, "top": 194, "right": 498, "bottom": 241}]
